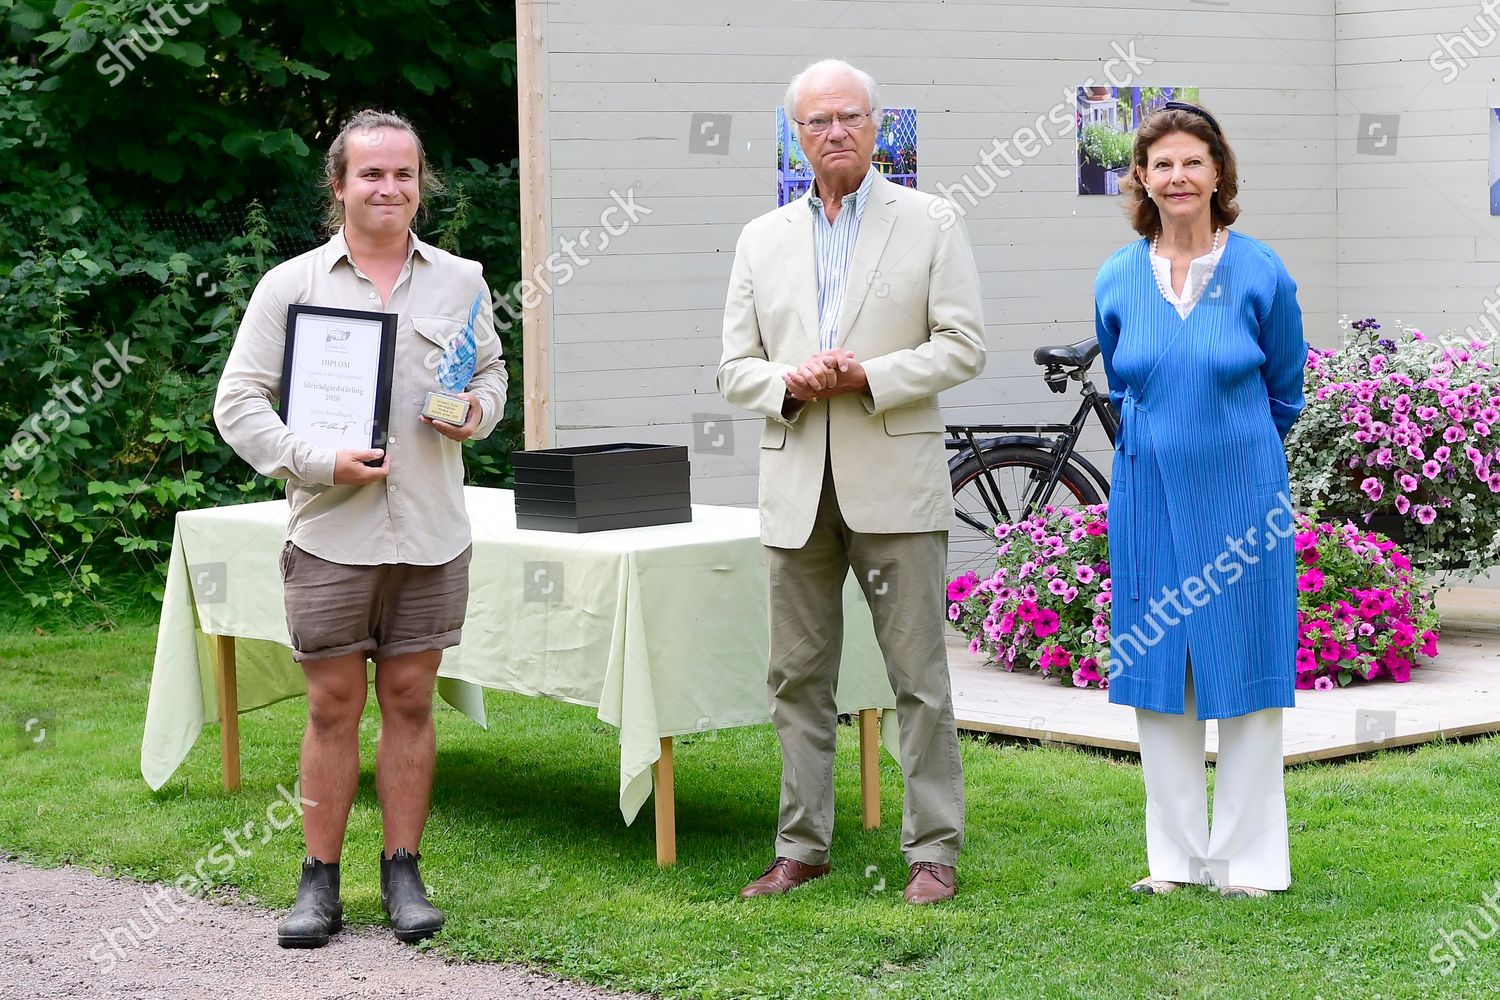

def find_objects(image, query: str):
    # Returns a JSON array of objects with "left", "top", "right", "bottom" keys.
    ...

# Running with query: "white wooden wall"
[
  {"left": 532, "top": 0, "right": 1350, "bottom": 507},
  {"left": 1335, "top": 0, "right": 1500, "bottom": 339}
]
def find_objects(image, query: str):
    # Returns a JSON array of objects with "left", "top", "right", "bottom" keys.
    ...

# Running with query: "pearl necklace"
[{"left": 1150, "top": 227, "right": 1221, "bottom": 305}]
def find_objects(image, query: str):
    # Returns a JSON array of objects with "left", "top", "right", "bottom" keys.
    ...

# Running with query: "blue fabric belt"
[{"left": 1119, "top": 392, "right": 1143, "bottom": 600}]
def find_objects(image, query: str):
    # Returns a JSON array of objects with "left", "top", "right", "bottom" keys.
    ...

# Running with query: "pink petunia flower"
[
  {"left": 1313, "top": 676, "right": 1334, "bottom": 691},
  {"left": 1297, "top": 569, "right": 1326, "bottom": 592},
  {"left": 1075, "top": 564, "right": 1096, "bottom": 584},
  {"left": 1032, "top": 609, "right": 1060, "bottom": 638},
  {"left": 947, "top": 572, "right": 979, "bottom": 603},
  {"left": 1414, "top": 505, "right": 1438, "bottom": 525}
]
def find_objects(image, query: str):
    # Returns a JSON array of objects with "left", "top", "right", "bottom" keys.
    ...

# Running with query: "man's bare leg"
[
  {"left": 374, "top": 649, "right": 441, "bottom": 853},
  {"left": 279, "top": 653, "right": 367, "bottom": 948},
  {"left": 373, "top": 649, "right": 445, "bottom": 943},
  {"left": 300, "top": 654, "right": 369, "bottom": 861}
]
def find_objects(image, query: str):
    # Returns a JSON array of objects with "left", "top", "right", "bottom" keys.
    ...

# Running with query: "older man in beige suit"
[{"left": 718, "top": 59, "right": 986, "bottom": 904}]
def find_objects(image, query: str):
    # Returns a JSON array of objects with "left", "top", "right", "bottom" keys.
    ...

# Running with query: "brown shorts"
[{"left": 279, "top": 542, "right": 473, "bottom": 663}]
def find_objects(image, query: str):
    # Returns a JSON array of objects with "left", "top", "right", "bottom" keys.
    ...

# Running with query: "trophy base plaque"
[{"left": 421, "top": 391, "right": 470, "bottom": 426}]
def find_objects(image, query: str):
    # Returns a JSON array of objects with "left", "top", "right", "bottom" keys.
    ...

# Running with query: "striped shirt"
[{"left": 808, "top": 168, "right": 875, "bottom": 351}]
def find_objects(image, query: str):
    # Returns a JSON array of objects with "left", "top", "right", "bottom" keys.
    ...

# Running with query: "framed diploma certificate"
[{"left": 280, "top": 305, "right": 397, "bottom": 463}]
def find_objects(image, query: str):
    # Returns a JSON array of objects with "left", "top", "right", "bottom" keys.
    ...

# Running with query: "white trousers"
[{"left": 1134, "top": 665, "right": 1290, "bottom": 890}]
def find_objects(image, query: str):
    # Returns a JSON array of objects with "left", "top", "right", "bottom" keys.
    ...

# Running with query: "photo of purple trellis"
[
  {"left": 1488, "top": 108, "right": 1500, "bottom": 215},
  {"left": 1076, "top": 86, "right": 1200, "bottom": 196},
  {"left": 776, "top": 107, "right": 917, "bottom": 207}
]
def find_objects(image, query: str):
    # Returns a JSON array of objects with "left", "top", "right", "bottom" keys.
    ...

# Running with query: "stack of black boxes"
[{"left": 512, "top": 443, "right": 692, "bottom": 532}]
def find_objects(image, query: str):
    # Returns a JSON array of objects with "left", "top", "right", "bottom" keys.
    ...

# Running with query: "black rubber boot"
[
  {"left": 276, "top": 857, "right": 342, "bottom": 948},
  {"left": 380, "top": 848, "right": 444, "bottom": 943}
]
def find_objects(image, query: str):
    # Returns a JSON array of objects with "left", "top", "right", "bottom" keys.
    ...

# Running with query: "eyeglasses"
[{"left": 793, "top": 111, "right": 873, "bottom": 135}]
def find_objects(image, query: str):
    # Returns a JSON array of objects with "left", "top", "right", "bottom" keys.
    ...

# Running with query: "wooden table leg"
[
  {"left": 214, "top": 635, "right": 241, "bottom": 791},
  {"left": 860, "top": 708, "right": 881, "bottom": 829},
  {"left": 653, "top": 736, "right": 676, "bottom": 867}
]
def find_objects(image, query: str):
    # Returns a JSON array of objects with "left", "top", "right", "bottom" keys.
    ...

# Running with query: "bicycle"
[{"left": 945, "top": 336, "right": 1120, "bottom": 577}]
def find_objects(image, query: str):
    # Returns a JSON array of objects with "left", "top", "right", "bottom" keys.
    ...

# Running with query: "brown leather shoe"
[
  {"left": 738, "top": 857, "right": 831, "bottom": 898},
  {"left": 903, "top": 861, "right": 956, "bottom": 905}
]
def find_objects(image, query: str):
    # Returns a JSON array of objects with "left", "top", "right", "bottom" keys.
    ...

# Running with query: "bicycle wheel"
[{"left": 948, "top": 444, "right": 1104, "bottom": 579}]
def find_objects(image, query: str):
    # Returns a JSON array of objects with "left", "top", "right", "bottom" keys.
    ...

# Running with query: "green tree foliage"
[{"left": 0, "top": 0, "right": 521, "bottom": 622}]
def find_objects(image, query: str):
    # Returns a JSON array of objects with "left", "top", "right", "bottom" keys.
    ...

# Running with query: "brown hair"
[
  {"left": 1118, "top": 106, "right": 1240, "bottom": 238},
  {"left": 322, "top": 109, "right": 445, "bottom": 233}
]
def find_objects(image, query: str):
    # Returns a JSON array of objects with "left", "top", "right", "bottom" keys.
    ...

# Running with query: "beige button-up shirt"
[{"left": 214, "top": 229, "right": 507, "bottom": 566}]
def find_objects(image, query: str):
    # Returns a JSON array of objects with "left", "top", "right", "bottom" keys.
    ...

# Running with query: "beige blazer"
[{"left": 718, "top": 173, "right": 987, "bottom": 549}]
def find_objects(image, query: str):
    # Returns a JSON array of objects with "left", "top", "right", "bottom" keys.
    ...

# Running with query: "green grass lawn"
[{"left": 2, "top": 621, "right": 1498, "bottom": 999}]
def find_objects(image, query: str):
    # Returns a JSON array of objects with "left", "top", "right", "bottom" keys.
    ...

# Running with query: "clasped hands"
[{"left": 783, "top": 349, "right": 869, "bottom": 403}]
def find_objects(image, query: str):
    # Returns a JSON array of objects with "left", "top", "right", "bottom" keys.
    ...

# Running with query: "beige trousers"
[
  {"left": 1135, "top": 661, "right": 1290, "bottom": 890},
  {"left": 764, "top": 462, "right": 965, "bottom": 867}
]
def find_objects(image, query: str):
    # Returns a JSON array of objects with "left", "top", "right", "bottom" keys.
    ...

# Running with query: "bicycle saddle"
[{"left": 1032, "top": 337, "right": 1100, "bottom": 369}]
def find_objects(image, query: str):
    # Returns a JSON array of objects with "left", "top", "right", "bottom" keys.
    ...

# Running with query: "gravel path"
[{"left": 0, "top": 860, "right": 643, "bottom": 1000}]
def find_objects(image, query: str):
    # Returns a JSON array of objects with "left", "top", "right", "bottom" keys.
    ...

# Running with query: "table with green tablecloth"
[{"left": 143, "top": 487, "right": 898, "bottom": 864}]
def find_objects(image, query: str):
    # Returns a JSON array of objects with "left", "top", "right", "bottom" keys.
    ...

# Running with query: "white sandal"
[
  {"left": 1219, "top": 885, "right": 1272, "bottom": 899},
  {"left": 1129, "top": 876, "right": 1183, "bottom": 895}
]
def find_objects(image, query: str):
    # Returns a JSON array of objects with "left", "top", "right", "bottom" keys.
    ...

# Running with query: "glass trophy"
[{"left": 421, "top": 292, "right": 483, "bottom": 425}]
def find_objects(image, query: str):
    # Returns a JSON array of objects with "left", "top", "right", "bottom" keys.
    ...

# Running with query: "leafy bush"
[{"left": 0, "top": 1, "right": 522, "bottom": 624}]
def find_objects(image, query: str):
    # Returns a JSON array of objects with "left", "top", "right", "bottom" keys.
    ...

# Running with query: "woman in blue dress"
[{"left": 1093, "top": 103, "right": 1307, "bottom": 898}]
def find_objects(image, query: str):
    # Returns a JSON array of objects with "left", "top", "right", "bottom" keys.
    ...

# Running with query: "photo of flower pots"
[{"left": 1076, "top": 86, "right": 1200, "bottom": 196}]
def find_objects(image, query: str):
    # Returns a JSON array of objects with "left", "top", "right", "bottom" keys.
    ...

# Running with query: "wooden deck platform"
[{"left": 950, "top": 588, "right": 1500, "bottom": 764}]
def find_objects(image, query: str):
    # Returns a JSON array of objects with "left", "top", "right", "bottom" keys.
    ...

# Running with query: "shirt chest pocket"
[
  {"left": 409, "top": 315, "right": 462, "bottom": 402},
  {"left": 867, "top": 264, "right": 928, "bottom": 304}
]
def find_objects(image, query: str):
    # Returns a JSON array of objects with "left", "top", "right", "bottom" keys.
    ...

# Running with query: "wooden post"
[
  {"left": 653, "top": 736, "right": 677, "bottom": 866},
  {"left": 859, "top": 709, "right": 881, "bottom": 829},
  {"left": 516, "top": 0, "right": 552, "bottom": 449},
  {"left": 214, "top": 635, "right": 241, "bottom": 791}
]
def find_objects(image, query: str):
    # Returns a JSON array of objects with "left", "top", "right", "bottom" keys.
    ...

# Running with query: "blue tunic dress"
[{"left": 1094, "top": 231, "right": 1307, "bottom": 719}]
